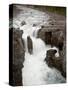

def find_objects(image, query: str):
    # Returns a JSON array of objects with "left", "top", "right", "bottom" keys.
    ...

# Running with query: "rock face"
[
  {"left": 37, "top": 27, "right": 65, "bottom": 50},
  {"left": 45, "top": 49, "right": 66, "bottom": 78},
  {"left": 45, "top": 49, "right": 57, "bottom": 67},
  {"left": 27, "top": 36, "right": 33, "bottom": 54},
  {"left": 45, "top": 31, "right": 52, "bottom": 44},
  {"left": 9, "top": 27, "right": 25, "bottom": 86},
  {"left": 13, "top": 28, "right": 25, "bottom": 66},
  {"left": 51, "top": 30, "right": 64, "bottom": 50}
]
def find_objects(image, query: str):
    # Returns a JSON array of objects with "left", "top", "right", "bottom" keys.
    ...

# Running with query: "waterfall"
[
  {"left": 21, "top": 26, "right": 65, "bottom": 85},
  {"left": 13, "top": 6, "right": 65, "bottom": 86}
]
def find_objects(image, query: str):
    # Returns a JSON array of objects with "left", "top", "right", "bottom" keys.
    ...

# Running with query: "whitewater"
[{"left": 13, "top": 6, "right": 65, "bottom": 85}]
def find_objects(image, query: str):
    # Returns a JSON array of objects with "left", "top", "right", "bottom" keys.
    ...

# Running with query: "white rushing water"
[{"left": 13, "top": 5, "right": 65, "bottom": 85}]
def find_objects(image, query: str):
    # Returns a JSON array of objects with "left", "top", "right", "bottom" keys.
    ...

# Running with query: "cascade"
[{"left": 14, "top": 6, "right": 65, "bottom": 85}]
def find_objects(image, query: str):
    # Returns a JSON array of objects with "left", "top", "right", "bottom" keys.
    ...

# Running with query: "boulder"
[
  {"left": 45, "top": 49, "right": 66, "bottom": 78},
  {"left": 20, "top": 21, "right": 26, "bottom": 26},
  {"left": 45, "top": 49, "right": 57, "bottom": 68},
  {"left": 27, "top": 36, "right": 33, "bottom": 54},
  {"left": 33, "top": 24, "right": 37, "bottom": 27}
]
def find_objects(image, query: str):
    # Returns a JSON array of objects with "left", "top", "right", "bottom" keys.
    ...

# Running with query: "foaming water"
[
  {"left": 13, "top": 5, "right": 65, "bottom": 85},
  {"left": 22, "top": 37, "right": 65, "bottom": 85}
]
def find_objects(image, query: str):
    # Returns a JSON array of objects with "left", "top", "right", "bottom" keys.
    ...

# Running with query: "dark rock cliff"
[
  {"left": 27, "top": 36, "right": 33, "bottom": 54},
  {"left": 9, "top": 27, "right": 25, "bottom": 86},
  {"left": 45, "top": 49, "right": 66, "bottom": 78}
]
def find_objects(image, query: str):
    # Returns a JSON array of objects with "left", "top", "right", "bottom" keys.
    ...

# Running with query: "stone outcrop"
[
  {"left": 13, "top": 28, "right": 25, "bottom": 66},
  {"left": 51, "top": 30, "right": 64, "bottom": 50},
  {"left": 37, "top": 26, "right": 65, "bottom": 50},
  {"left": 20, "top": 21, "right": 26, "bottom": 26},
  {"left": 33, "top": 24, "right": 37, "bottom": 27},
  {"left": 45, "top": 49, "right": 66, "bottom": 78},
  {"left": 9, "top": 27, "right": 25, "bottom": 86},
  {"left": 27, "top": 36, "right": 33, "bottom": 54}
]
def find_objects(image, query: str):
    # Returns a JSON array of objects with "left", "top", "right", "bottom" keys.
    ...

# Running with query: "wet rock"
[
  {"left": 45, "top": 49, "right": 66, "bottom": 78},
  {"left": 38, "top": 28, "right": 52, "bottom": 45},
  {"left": 37, "top": 27, "right": 64, "bottom": 50},
  {"left": 37, "top": 28, "right": 45, "bottom": 42},
  {"left": 45, "top": 49, "right": 57, "bottom": 67},
  {"left": 9, "top": 27, "right": 25, "bottom": 86},
  {"left": 27, "top": 36, "right": 33, "bottom": 54},
  {"left": 59, "top": 41, "right": 66, "bottom": 78},
  {"left": 51, "top": 30, "right": 64, "bottom": 50},
  {"left": 12, "top": 65, "right": 23, "bottom": 86},
  {"left": 33, "top": 24, "right": 37, "bottom": 27},
  {"left": 45, "top": 32, "right": 52, "bottom": 44},
  {"left": 20, "top": 21, "right": 26, "bottom": 26},
  {"left": 13, "top": 28, "right": 25, "bottom": 65},
  {"left": 37, "top": 25, "right": 52, "bottom": 44}
]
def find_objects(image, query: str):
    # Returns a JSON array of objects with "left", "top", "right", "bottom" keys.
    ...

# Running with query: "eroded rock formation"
[
  {"left": 27, "top": 36, "right": 33, "bottom": 54},
  {"left": 45, "top": 49, "right": 66, "bottom": 78}
]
